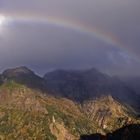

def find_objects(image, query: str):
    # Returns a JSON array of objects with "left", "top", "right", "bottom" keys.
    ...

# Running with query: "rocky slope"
[
  {"left": 82, "top": 95, "right": 139, "bottom": 133},
  {"left": 0, "top": 80, "right": 101, "bottom": 140}
]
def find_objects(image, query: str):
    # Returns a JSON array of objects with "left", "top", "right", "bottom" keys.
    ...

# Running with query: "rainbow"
[
  {"left": 4, "top": 13, "right": 124, "bottom": 48},
  {"left": 1, "top": 12, "right": 139, "bottom": 61}
]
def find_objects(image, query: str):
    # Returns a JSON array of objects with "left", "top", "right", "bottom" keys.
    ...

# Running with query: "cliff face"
[{"left": 82, "top": 95, "right": 139, "bottom": 132}]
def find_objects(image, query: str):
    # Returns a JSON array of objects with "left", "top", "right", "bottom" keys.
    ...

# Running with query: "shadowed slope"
[
  {"left": 44, "top": 68, "right": 140, "bottom": 112},
  {"left": 80, "top": 124, "right": 140, "bottom": 140}
]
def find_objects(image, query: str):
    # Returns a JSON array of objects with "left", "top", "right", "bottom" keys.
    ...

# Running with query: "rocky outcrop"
[
  {"left": 82, "top": 95, "right": 139, "bottom": 132},
  {"left": 50, "top": 118, "right": 77, "bottom": 140}
]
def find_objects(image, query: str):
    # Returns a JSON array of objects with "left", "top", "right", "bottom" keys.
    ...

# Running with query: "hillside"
[
  {"left": 0, "top": 81, "right": 139, "bottom": 139},
  {"left": 0, "top": 81, "right": 101, "bottom": 140}
]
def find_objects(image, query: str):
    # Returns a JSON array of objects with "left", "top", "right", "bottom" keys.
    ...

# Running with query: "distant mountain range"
[
  {"left": 0, "top": 66, "right": 140, "bottom": 139},
  {"left": 44, "top": 68, "right": 140, "bottom": 113},
  {"left": 1, "top": 66, "right": 140, "bottom": 112}
]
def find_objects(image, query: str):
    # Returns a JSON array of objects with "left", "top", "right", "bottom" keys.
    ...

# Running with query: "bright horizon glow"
[{"left": 0, "top": 15, "right": 6, "bottom": 26}]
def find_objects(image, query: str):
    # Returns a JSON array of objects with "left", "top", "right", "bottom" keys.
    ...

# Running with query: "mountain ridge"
[
  {"left": 0, "top": 66, "right": 140, "bottom": 113},
  {"left": 0, "top": 66, "right": 140, "bottom": 139},
  {"left": 44, "top": 68, "right": 140, "bottom": 113}
]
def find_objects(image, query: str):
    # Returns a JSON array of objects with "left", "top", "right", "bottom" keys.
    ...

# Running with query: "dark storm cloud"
[{"left": 0, "top": 0, "right": 140, "bottom": 75}]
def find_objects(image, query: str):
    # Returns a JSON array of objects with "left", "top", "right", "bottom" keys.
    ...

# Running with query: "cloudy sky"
[{"left": 0, "top": 0, "right": 140, "bottom": 76}]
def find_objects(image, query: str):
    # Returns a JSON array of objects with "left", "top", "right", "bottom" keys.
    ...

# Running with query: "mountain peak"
[
  {"left": 2, "top": 66, "right": 34, "bottom": 77},
  {"left": 0, "top": 66, "right": 46, "bottom": 91}
]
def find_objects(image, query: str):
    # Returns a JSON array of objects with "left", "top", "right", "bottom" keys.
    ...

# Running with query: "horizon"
[{"left": 0, "top": 65, "right": 140, "bottom": 78}]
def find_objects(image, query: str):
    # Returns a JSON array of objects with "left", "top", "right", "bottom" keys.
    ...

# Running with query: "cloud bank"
[{"left": 0, "top": 0, "right": 140, "bottom": 76}]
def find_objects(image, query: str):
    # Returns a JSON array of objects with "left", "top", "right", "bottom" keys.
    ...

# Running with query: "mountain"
[
  {"left": 0, "top": 66, "right": 46, "bottom": 91},
  {"left": 44, "top": 68, "right": 140, "bottom": 113},
  {"left": 0, "top": 67, "right": 139, "bottom": 139},
  {"left": 1, "top": 66, "right": 140, "bottom": 113}
]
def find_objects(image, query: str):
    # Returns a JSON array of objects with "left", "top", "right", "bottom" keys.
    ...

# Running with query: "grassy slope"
[
  {"left": 0, "top": 81, "right": 99, "bottom": 140},
  {"left": 0, "top": 81, "right": 139, "bottom": 140}
]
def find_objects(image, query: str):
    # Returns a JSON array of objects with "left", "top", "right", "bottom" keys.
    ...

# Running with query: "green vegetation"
[
  {"left": 0, "top": 107, "right": 57, "bottom": 140},
  {"left": 0, "top": 80, "right": 23, "bottom": 92},
  {"left": 46, "top": 105, "right": 96, "bottom": 136},
  {"left": 0, "top": 81, "right": 96, "bottom": 139},
  {"left": 0, "top": 80, "right": 139, "bottom": 140}
]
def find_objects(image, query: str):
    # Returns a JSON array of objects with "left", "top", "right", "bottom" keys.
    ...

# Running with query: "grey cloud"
[{"left": 0, "top": 0, "right": 140, "bottom": 76}]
